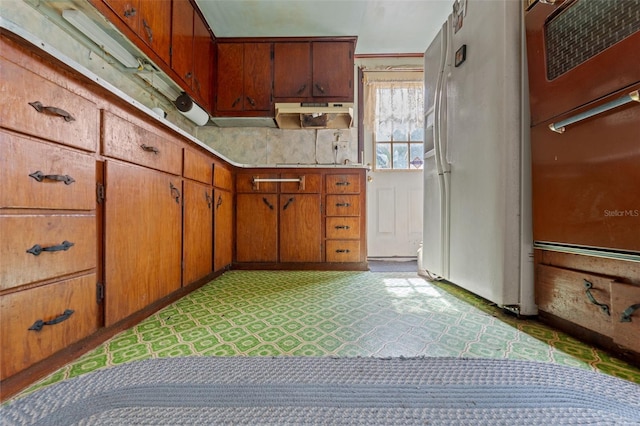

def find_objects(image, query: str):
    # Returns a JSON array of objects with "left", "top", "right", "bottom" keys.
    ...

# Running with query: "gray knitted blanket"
[{"left": 3, "top": 357, "right": 640, "bottom": 425}]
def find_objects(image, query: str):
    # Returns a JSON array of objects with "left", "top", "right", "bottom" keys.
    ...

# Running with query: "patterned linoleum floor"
[{"left": 16, "top": 269, "right": 640, "bottom": 400}]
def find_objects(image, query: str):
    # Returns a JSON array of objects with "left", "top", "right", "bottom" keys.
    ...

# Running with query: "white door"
[{"left": 365, "top": 152, "right": 423, "bottom": 259}]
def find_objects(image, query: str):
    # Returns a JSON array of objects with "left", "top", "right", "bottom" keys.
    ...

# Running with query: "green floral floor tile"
[{"left": 14, "top": 270, "right": 640, "bottom": 401}]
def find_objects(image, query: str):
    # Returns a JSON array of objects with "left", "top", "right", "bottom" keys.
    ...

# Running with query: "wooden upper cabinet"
[
  {"left": 102, "top": 0, "right": 171, "bottom": 64},
  {"left": 273, "top": 42, "right": 311, "bottom": 98},
  {"left": 273, "top": 40, "right": 355, "bottom": 102},
  {"left": 171, "top": 0, "right": 213, "bottom": 110},
  {"left": 312, "top": 42, "right": 353, "bottom": 99},
  {"left": 215, "top": 42, "right": 273, "bottom": 115}
]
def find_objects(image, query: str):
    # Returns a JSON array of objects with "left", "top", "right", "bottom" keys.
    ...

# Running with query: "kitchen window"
[{"left": 364, "top": 75, "right": 424, "bottom": 170}]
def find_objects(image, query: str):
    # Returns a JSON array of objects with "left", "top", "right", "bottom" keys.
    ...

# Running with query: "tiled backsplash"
[{"left": 197, "top": 126, "right": 359, "bottom": 166}]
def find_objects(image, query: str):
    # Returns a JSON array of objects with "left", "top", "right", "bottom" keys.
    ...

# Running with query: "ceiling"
[{"left": 194, "top": 0, "right": 453, "bottom": 55}]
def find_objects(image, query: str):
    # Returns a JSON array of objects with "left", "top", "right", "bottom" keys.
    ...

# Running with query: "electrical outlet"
[{"left": 333, "top": 141, "right": 349, "bottom": 150}]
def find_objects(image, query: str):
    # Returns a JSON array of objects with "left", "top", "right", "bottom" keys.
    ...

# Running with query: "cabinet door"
[
  {"left": 102, "top": 0, "right": 140, "bottom": 33},
  {"left": 279, "top": 193, "right": 322, "bottom": 262},
  {"left": 138, "top": 0, "right": 172, "bottom": 64},
  {"left": 192, "top": 15, "right": 213, "bottom": 110},
  {"left": 104, "top": 161, "right": 182, "bottom": 326},
  {"left": 243, "top": 43, "right": 273, "bottom": 112},
  {"left": 183, "top": 180, "right": 213, "bottom": 286},
  {"left": 312, "top": 42, "right": 353, "bottom": 99},
  {"left": 236, "top": 193, "right": 278, "bottom": 262},
  {"left": 273, "top": 42, "right": 311, "bottom": 98},
  {"left": 214, "top": 189, "right": 233, "bottom": 271},
  {"left": 216, "top": 43, "right": 244, "bottom": 112},
  {"left": 171, "top": 0, "right": 194, "bottom": 86}
]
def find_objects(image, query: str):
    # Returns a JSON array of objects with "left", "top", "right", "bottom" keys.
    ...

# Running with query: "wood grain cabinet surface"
[
  {"left": 274, "top": 40, "right": 355, "bottom": 102},
  {"left": 215, "top": 42, "right": 273, "bottom": 115}
]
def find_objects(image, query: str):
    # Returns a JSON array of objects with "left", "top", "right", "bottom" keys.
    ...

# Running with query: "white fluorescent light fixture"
[
  {"left": 62, "top": 9, "right": 139, "bottom": 69},
  {"left": 137, "top": 73, "right": 182, "bottom": 100}
]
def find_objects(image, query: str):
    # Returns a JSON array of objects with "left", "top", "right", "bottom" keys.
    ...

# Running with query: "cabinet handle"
[
  {"left": 549, "top": 90, "right": 639, "bottom": 134},
  {"left": 28, "top": 171, "right": 75, "bottom": 185},
  {"left": 335, "top": 181, "right": 351, "bottom": 186},
  {"left": 232, "top": 97, "right": 241, "bottom": 108},
  {"left": 28, "top": 309, "right": 74, "bottom": 331},
  {"left": 123, "top": 7, "right": 136, "bottom": 17},
  {"left": 315, "top": 83, "right": 325, "bottom": 94},
  {"left": 620, "top": 304, "right": 640, "bottom": 323},
  {"left": 216, "top": 194, "right": 223, "bottom": 210},
  {"left": 336, "top": 202, "right": 351, "bottom": 207},
  {"left": 297, "top": 84, "right": 306, "bottom": 95},
  {"left": 283, "top": 197, "right": 295, "bottom": 210},
  {"left": 246, "top": 96, "right": 256, "bottom": 107},
  {"left": 140, "top": 144, "right": 159, "bottom": 154},
  {"left": 142, "top": 19, "right": 153, "bottom": 42},
  {"left": 28, "top": 101, "right": 75, "bottom": 122},
  {"left": 336, "top": 249, "right": 351, "bottom": 253},
  {"left": 583, "top": 279, "right": 610, "bottom": 316},
  {"left": 170, "top": 182, "right": 181, "bottom": 204},
  {"left": 262, "top": 197, "right": 274, "bottom": 210},
  {"left": 205, "top": 191, "right": 212, "bottom": 209},
  {"left": 185, "top": 72, "right": 193, "bottom": 80},
  {"left": 335, "top": 225, "right": 350, "bottom": 230},
  {"left": 194, "top": 77, "right": 202, "bottom": 95},
  {"left": 26, "top": 240, "right": 74, "bottom": 256}
]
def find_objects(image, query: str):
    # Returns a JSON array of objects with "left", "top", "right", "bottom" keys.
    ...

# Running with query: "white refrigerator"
[{"left": 420, "top": 0, "right": 536, "bottom": 316}]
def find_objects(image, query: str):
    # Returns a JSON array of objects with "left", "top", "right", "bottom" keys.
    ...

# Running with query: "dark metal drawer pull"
[
  {"left": 28, "top": 101, "right": 75, "bottom": 122},
  {"left": 205, "top": 191, "right": 212, "bottom": 209},
  {"left": 142, "top": 19, "right": 153, "bottom": 42},
  {"left": 262, "top": 197, "right": 274, "bottom": 210},
  {"left": 29, "top": 171, "right": 75, "bottom": 185},
  {"left": 315, "top": 83, "right": 325, "bottom": 94},
  {"left": 583, "top": 279, "right": 610, "bottom": 316},
  {"left": 297, "top": 84, "right": 306, "bottom": 95},
  {"left": 26, "top": 240, "right": 74, "bottom": 256},
  {"left": 29, "top": 309, "right": 74, "bottom": 331},
  {"left": 123, "top": 7, "right": 136, "bottom": 17},
  {"left": 336, "top": 249, "right": 351, "bottom": 253},
  {"left": 232, "top": 97, "right": 241, "bottom": 108},
  {"left": 335, "top": 181, "right": 351, "bottom": 186},
  {"left": 170, "top": 183, "right": 181, "bottom": 204},
  {"left": 283, "top": 197, "right": 295, "bottom": 210},
  {"left": 216, "top": 194, "right": 223, "bottom": 209},
  {"left": 246, "top": 96, "right": 256, "bottom": 107},
  {"left": 336, "top": 203, "right": 351, "bottom": 207},
  {"left": 620, "top": 304, "right": 640, "bottom": 323},
  {"left": 140, "top": 144, "right": 159, "bottom": 154},
  {"left": 335, "top": 225, "right": 350, "bottom": 230}
]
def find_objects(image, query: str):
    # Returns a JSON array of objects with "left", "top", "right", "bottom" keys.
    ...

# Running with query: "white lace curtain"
[{"left": 362, "top": 71, "right": 424, "bottom": 142}]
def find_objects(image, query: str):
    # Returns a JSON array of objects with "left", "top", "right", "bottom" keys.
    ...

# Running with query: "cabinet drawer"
[
  {"left": 183, "top": 148, "right": 213, "bottom": 184},
  {"left": 214, "top": 164, "right": 233, "bottom": 191},
  {"left": 611, "top": 283, "right": 640, "bottom": 353},
  {"left": 326, "top": 173, "right": 361, "bottom": 194},
  {"left": 102, "top": 111, "right": 182, "bottom": 175},
  {"left": 236, "top": 173, "right": 279, "bottom": 193},
  {"left": 0, "top": 58, "right": 98, "bottom": 152},
  {"left": 0, "top": 132, "right": 95, "bottom": 210},
  {"left": 535, "top": 264, "right": 613, "bottom": 336},
  {"left": 326, "top": 240, "right": 360, "bottom": 263},
  {"left": 326, "top": 217, "right": 360, "bottom": 239},
  {"left": 281, "top": 173, "right": 321, "bottom": 193},
  {"left": 326, "top": 194, "right": 360, "bottom": 216},
  {"left": 531, "top": 84, "right": 640, "bottom": 253},
  {"left": 0, "top": 214, "right": 96, "bottom": 291},
  {"left": 0, "top": 273, "right": 100, "bottom": 380}
]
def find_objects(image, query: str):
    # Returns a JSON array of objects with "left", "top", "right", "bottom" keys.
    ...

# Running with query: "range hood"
[{"left": 275, "top": 103, "right": 354, "bottom": 129}]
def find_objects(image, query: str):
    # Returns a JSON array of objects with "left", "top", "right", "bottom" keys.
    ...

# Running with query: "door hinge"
[
  {"left": 96, "top": 282, "right": 105, "bottom": 304},
  {"left": 96, "top": 182, "right": 105, "bottom": 204}
]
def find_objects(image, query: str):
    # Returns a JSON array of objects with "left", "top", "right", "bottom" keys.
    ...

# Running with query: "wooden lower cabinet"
[
  {"left": 183, "top": 179, "right": 213, "bottom": 286},
  {"left": 104, "top": 161, "right": 182, "bottom": 326},
  {"left": 279, "top": 193, "right": 322, "bottom": 262},
  {"left": 236, "top": 193, "right": 278, "bottom": 262},
  {"left": 535, "top": 250, "right": 640, "bottom": 358},
  {"left": 0, "top": 274, "right": 100, "bottom": 380},
  {"left": 214, "top": 188, "right": 233, "bottom": 271}
]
